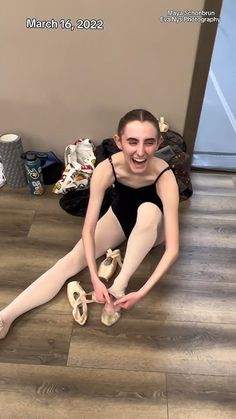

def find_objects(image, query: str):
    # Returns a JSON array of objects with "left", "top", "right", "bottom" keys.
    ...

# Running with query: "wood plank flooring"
[{"left": 0, "top": 171, "right": 236, "bottom": 418}]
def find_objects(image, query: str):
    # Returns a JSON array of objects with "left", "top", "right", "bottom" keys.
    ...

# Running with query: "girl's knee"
[{"left": 136, "top": 202, "right": 162, "bottom": 230}]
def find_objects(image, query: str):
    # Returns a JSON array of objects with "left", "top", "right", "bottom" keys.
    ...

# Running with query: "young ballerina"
[{"left": 0, "top": 109, "right": 179, "bottom": 338}]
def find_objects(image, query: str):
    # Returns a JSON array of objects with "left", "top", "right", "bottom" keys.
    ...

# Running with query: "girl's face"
[{"left": 115, "top": 120, "right": 162, "bottom": 173}]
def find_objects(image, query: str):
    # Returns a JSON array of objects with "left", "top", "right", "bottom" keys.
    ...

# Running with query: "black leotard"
[{"left": 108, "top": 156, "right": 170, "bottom": 238}]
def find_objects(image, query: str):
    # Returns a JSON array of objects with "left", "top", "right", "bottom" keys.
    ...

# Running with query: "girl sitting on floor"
[{"left": 0, "top": 108, "right": 179, "bottom": 338}]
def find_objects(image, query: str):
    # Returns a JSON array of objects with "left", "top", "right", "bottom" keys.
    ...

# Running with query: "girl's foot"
[
  {"left": 0, "top": 314, "right": 11, "bottom": 340},
  {"left": 101, "top": 295, "right": 121, "bottom": 326}
]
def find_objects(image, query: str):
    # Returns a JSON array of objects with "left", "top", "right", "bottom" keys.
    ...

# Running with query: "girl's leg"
[
  {"left": 108, "top": 202, "right": 163, "bottom": 298},
  {"left": 0, "top": 208, "right": 125, "bottom": 338}
]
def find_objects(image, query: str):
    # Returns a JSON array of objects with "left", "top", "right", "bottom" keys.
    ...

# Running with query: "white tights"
[
  {"left": 0, "top": 203, "right": 163, "bottom": 337},
  {"left": 109, "top": 202, "right": 163, "bottom": 298}
]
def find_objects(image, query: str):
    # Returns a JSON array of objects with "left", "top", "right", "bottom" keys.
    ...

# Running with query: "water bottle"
[{"left": 21, "top": 152, "right": 44, "bottom": 195}]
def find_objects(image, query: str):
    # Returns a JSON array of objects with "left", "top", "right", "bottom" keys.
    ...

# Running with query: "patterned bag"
[
  {"left": 52, "top": 161, "right": 94, "bottom": 194},
  {"left": 64, "top": 138, "right": 96, "bottom": 167},
  {"left": 53, "top": 138, "right": 96, "bottom": 194}
]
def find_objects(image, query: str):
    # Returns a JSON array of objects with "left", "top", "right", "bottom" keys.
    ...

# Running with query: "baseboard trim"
[{"left": 192, "top": 152, "right": 236, "bottom": 172}]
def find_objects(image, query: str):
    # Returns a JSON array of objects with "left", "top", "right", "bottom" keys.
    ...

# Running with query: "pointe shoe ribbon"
[
  {"left": 98, "top": 249, "right": 122, "bottom": 282},
  {"left": 67, "top": 281, "right": 102, "bottom": 326}
]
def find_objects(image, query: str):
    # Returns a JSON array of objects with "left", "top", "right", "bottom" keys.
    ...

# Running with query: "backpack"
[{"left": 156, "top": 130, "right": 193, "bottom": 201}]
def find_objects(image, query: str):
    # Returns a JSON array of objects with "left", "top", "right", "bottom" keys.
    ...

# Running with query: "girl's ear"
[
  {"left": 113, "top": 134, "right": 123, "bottom": 150},
  {"left": 156, "top": 135, "right": 164, "bottom": 150}
]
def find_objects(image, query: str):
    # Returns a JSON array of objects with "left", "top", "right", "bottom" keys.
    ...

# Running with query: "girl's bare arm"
[{"left": 82, "top": 160, "right": 113, "bottom": 285}]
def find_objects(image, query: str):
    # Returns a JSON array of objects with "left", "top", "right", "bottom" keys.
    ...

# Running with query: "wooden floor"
[{"left": 0, "top": 171, "right": 236, "bottom": 419}]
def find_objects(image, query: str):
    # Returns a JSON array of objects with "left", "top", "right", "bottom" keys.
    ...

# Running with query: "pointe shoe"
[
  {"left": 0, "top": 315, "right": 11, "bottom": 340},
  {"left": 159, "top": 116, "right": 169, "bottom": 133},
  {"left": 67, "top": 280, "right": 92, "bottom": 309},
  {"left": 72, "top": 297, "right": 89, "bottom": 326},
  {"left": 67, "top": 281, "right": 101, "bottom": 326},
  {"left": 101, "top": 298, "right": 121, "bottom": 327},
  {"left": 98, "top": 249, "right": 123, "bottom": 281}
]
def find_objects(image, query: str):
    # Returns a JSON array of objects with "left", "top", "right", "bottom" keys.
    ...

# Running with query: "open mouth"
[{"left": 132, "top": 158, "right": 147, "bottom": 166}]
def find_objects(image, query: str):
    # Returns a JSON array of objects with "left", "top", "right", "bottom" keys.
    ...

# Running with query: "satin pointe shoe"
[
  {"left": 101, "top": 296, "right": 121, "bottom": 327},
  {"left": 0, "top": 315, "right": 11, "bottom": 340},
  {"left": 101, "top": 306, "right": 121, "bottom": 326},
  {"left": 98, "top": 249, "right": 123, "bottom": 282},
  {"left": 159, "top": 116, "right": 169, "bottom": 133},
  {"left": 67, "top": 281, "right": 101, "bottom": 326},
  {"left": 67, "top": 280, "right": 92, "bottom": 309}
]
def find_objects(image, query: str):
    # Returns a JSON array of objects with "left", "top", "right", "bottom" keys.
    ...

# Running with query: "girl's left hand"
[{"left": 114, "top": 292, "right": 141, "bottom": 310}]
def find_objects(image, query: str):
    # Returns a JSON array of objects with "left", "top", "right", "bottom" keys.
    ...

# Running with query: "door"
[{"left": 192, "top": 0, "right": 236, "bottom": 171}]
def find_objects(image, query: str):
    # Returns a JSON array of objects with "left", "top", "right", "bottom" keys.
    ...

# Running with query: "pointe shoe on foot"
[
  {"left": 98, "top": 249, "right": 123, "bottom": 282},
  {"left": 101, "top": 298, "right": 121, "bottom": 327},
  {"left": 67, "top": 281, "right": 101, "bottom": 326},
  {"left": 0, "top": 315, "right": 11, "bottom": 340}
]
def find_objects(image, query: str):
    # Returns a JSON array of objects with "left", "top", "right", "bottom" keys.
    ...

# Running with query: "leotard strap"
[
  {"left": 155, "top": 166, "right": 171, "bottom": 183},
  {"left": 108, "top": 155, "right": 118, "bottom": 182}
]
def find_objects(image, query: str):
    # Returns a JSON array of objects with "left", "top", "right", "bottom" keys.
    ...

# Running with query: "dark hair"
[{"left": 117, "top": 109, "right": 160, "bottom": 138}]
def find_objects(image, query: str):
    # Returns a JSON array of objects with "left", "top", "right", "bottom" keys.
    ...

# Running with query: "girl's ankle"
[{"left": 108, "top": 288, "right": 125, "bottom": 300}]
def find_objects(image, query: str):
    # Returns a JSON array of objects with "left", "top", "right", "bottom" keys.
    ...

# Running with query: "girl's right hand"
[{"left": 93, "top": 279, "right": 111, "bottom": 304}]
